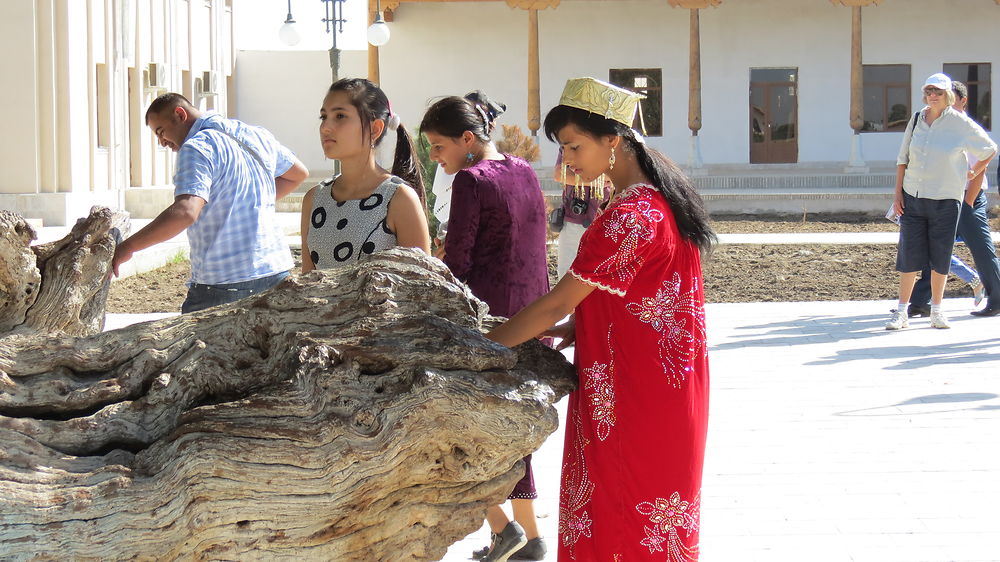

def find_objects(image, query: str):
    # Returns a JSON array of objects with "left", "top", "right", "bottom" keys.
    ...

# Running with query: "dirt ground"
[{"left": 106, "top": 212, "right": 1000, "bottom": 313}]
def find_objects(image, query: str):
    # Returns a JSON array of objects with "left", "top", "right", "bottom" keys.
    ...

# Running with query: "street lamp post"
[
  {"left": 321, "top": 0, "right": 348, "bottom": 84},
  {"left": 278, "top": 0, "right": 347, "bottom": 83}
]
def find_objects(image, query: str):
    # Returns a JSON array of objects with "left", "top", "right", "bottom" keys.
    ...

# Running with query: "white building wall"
[
  {"left": 2, "top": 0, "right": 41, "bottom": 196},
  {"left": 0, "top": 0, "right": 234, "bottom": 225},
  {"left": 699, "top": 1, "right": 854, "bottom": 165},
  {"left": 861, "top": 1, "right": 1000, "bottom": 162},
  {"left": 234, "top": 50, "right": 368, "bottom": 179},
  {"left": 369, "top": 0, "right": 1000, "bottom": 167},
  {"left": 376, "top": 2, "right": 535, "bottom": 157}
]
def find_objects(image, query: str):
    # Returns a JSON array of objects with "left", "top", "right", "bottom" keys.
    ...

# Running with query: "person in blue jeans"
[
  {"left": 111, "top": 93, "right": 308, "bottom": 313},
  {"left": 909, "top": 81, "right": 1000, "bottom": 318}
]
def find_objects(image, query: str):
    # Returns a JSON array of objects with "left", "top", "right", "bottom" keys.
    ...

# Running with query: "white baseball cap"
[{"left": 923, "top": 73, "right": 952, "bottom": 91}]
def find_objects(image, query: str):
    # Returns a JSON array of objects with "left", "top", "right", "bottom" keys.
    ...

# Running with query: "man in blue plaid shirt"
[{"left": 112, "top": 93, "right": 308, "bottom": 313}]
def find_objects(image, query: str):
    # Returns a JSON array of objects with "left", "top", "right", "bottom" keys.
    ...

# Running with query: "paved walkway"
[
  {"left": 108, "top": 296, "right": 1000, "bottom": 562},
  {"left": 437, "top": 298, "right": 1000, "bottom": 562}
]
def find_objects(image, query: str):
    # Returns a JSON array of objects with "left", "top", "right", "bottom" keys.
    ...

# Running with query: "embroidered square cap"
[
  {"left": 922, "top": 73, "right": 952, "bottom": 92},
  {"left": 558, "top": 77, "right": 644, "bottom": 127}
]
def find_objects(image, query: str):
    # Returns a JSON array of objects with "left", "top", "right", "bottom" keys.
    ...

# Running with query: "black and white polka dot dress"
[{"left": 306, "top": 175, "right": 402, "bottom": 269}]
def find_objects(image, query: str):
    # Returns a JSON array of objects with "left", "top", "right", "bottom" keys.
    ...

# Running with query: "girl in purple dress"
[{"left": 420, "top": 92, "right": 550, "bottom": 562}]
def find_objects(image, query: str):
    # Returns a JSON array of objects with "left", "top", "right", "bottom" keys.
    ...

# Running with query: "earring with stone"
[
  {"left": 609, "top": 148, "right": 616, "bottom": 171},
  {"left": 466, "top": 152, "right": 475, "bottom": 164}
]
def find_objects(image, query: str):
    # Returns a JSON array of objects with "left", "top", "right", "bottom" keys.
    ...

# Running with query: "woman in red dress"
[{"left": 488, "top": 77, "right": 715, "bottom": 561}]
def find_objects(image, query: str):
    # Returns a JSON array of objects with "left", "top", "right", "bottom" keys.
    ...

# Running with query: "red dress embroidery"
[{"left": 562, "top": 185, "right": 709, "bottom": 561}]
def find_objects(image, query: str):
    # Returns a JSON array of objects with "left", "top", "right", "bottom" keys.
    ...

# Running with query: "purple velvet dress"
[
  {"left": 444, "top": 155, "right": 550, "bottom": 318},
  {"left": 443, "top": 154, "right": 550, "bottom": 500}
]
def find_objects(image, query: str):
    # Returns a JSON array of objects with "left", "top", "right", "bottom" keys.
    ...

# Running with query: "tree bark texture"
[
  {"left": 0, "top": 207, "right": 129, "bottom": 338},
  {"left": 0, "top": 242, "right": 576, "bottom": 560}
]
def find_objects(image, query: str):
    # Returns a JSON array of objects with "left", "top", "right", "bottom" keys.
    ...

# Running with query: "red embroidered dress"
[{"left": 561, "top": 184, "right": 709, "bottom": 561}]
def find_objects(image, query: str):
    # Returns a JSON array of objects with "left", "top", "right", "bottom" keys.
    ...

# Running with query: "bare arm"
[
  {"left": 387, "top": 185, "right": 431, "bottom": 255},
  {"left": 299, "top": 188, "right": 316, "bottom": 273},
  {"left": 486, "top": 275, "right": 595, "bottom": 348},
  {"left": 276, "top": 158, "right": 308, "bottom": 200},
  {"left": 893, "top": 164, "right": 907, "bottom": 216},
  {"left": 111, "top": 195, "right": 206, "bottom": 277},
  {"left": 965, "top": 151, "right": 996, "bottom": 206}
]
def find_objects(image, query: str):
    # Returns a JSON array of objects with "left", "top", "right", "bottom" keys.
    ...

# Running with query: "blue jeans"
[
  {"left": 181, "top": 271, "right": 289, "bottom": 313},
  {"left": 911, "top": 191, "right": 1000, "bottom": 307}
]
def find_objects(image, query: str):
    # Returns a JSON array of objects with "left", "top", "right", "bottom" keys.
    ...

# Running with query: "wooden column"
[
  {"left": 846, "top": 5, "right": 866, "bottom": 168},
  {"left": 368, "top": 0, "right": 380, "bottom": 85},
  {"left": 506, "top": 0, "right": 557, "bottom": 136},
  {"left": 849, "top": 6, "right": 863, "bottom": 133},
  {"left": 669, "top": 0, "right": 718, "bottom": 170},
  {"left": 528, "top": 9, "right": 540, "bottom": 135},
  {"left": 688, "top": 8, "right": 702, "bottom": 136},
  {"left": 830, "top": 0, "right": 881, "bottom": 170}
]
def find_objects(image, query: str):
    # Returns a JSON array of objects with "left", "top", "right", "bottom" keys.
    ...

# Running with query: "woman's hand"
[
  {"left": 893, "top": 191, "right": 905, "bottom": 217},
  {"left": 543, "top": 316, "right": 577, "bottom": 351}
]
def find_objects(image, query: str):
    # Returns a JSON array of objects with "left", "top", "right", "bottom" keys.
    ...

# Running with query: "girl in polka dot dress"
[{"left": 300, "top": 78, "right": 430, "bottom": 272}]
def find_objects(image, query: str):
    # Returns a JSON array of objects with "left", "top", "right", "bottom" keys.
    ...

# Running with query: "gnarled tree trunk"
[
  {"left": 0, "top": 238, "right": 575, "bottom": 560},
  {"left": 0, "top": 207, "right": 129, "bottom": 337}
]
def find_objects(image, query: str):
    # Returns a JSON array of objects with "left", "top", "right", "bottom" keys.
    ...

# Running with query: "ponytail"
[
  {"left": 391, "top": 126, "right": 426, "bottom": 208},
  {"left": 327, "top": 78, "right": 426, "bottom": 209}
]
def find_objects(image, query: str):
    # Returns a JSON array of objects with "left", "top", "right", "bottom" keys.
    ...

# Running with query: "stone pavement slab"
[
  {"left": 105, "top": 295, "right": 1000, "bottom": 562},
  {"left": 439, "top": 299, "right": 1000, "bottom": 562}
]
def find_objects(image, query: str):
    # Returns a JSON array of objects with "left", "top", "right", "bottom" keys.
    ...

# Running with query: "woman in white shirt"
[{"left": 887, "top": 73, "right": 997, "bottom": 330}]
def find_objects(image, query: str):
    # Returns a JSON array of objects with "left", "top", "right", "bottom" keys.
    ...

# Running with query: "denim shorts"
[
  {"left": 181, "top": 270, "right": 289, "bottom": 313},
  {"left": 896, "top": 192, "right": 960, "bottom": 275}
]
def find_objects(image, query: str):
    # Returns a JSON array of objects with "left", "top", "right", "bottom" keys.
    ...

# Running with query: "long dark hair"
[
  {"left": 419, "top": 91, "right": 507, "bottom": 142},
  {"left": 328, "top": 78, "right": 425, "bottom": 205},
  {"left": 543, "top": 105, "right": 716, "bottom": 255}
]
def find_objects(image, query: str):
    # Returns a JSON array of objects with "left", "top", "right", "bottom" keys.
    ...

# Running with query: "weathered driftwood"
[
  {"left": 0, "top": 247, "right": 576, "bottom": 560},
  {"left": 0, "top": 207, "right": 129, "bottom": 337}
]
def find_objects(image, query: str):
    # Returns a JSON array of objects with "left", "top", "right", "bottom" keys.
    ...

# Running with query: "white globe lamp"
[
  {"left": 367, "top": 18, "right": 391, "bottom": 47},
  {"left": 279, "top": 0, "right": 301, "bottom": 47},
  {"left": 279, "top": 21, "right": 301, "bottom": 46}
]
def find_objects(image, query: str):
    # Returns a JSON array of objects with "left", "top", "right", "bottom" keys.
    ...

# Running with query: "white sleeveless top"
[{"left": 306, "top": 175, "right": 403, "bottom": 269}]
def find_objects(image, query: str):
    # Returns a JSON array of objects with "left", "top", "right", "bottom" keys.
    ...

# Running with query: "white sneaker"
[
  {"left": 930, "top": 311, "right": 951, "bottom": 329},
  {"left": 971, "top": 280, "right": 986, "bottom": 307},
  {"left": 885, "top": 310, "right": 909, "bottom": 330}
]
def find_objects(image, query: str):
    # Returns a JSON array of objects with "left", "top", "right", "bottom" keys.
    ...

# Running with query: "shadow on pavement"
[
  {"left": 806, "top": 337, "right": 1000, "bottom": 368},
  {"left": 835, "top": 392, "right": 1000, "bottom": 416}
]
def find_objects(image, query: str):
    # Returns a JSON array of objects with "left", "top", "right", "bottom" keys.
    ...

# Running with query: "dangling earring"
[
  {"left": 609, "top": 148, "right": 616, "bottom": 171},
  {"left": 466, "top": 152, "right": 475, "bottom": 164}
]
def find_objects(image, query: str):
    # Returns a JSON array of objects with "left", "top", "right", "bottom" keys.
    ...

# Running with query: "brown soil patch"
[{"left": 106, "top": 213, "right": 995, "bottom": 313}]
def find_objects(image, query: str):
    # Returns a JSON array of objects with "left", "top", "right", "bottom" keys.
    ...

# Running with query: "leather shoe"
[
  {"left": 907, "top": 304, "right": 931, "bottom": 318},
  {"left": 970, "top": 305, "right": 1000, "bottom": 317}
]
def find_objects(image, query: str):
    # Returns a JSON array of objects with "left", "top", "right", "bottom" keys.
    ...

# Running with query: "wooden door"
[{"left": 750, "top": 68, "right": 798, "bottom": 164}]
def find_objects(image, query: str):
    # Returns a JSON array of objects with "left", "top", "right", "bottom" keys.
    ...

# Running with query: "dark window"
[
  {"left": 862, "top": 64, "right": 911, "bottom": 133},
  {"left": 944, "top": 63, "right": 991, "bottom": 131},
  {"left": 609, "top": 69, "right": 662, "bottom": 136}
]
